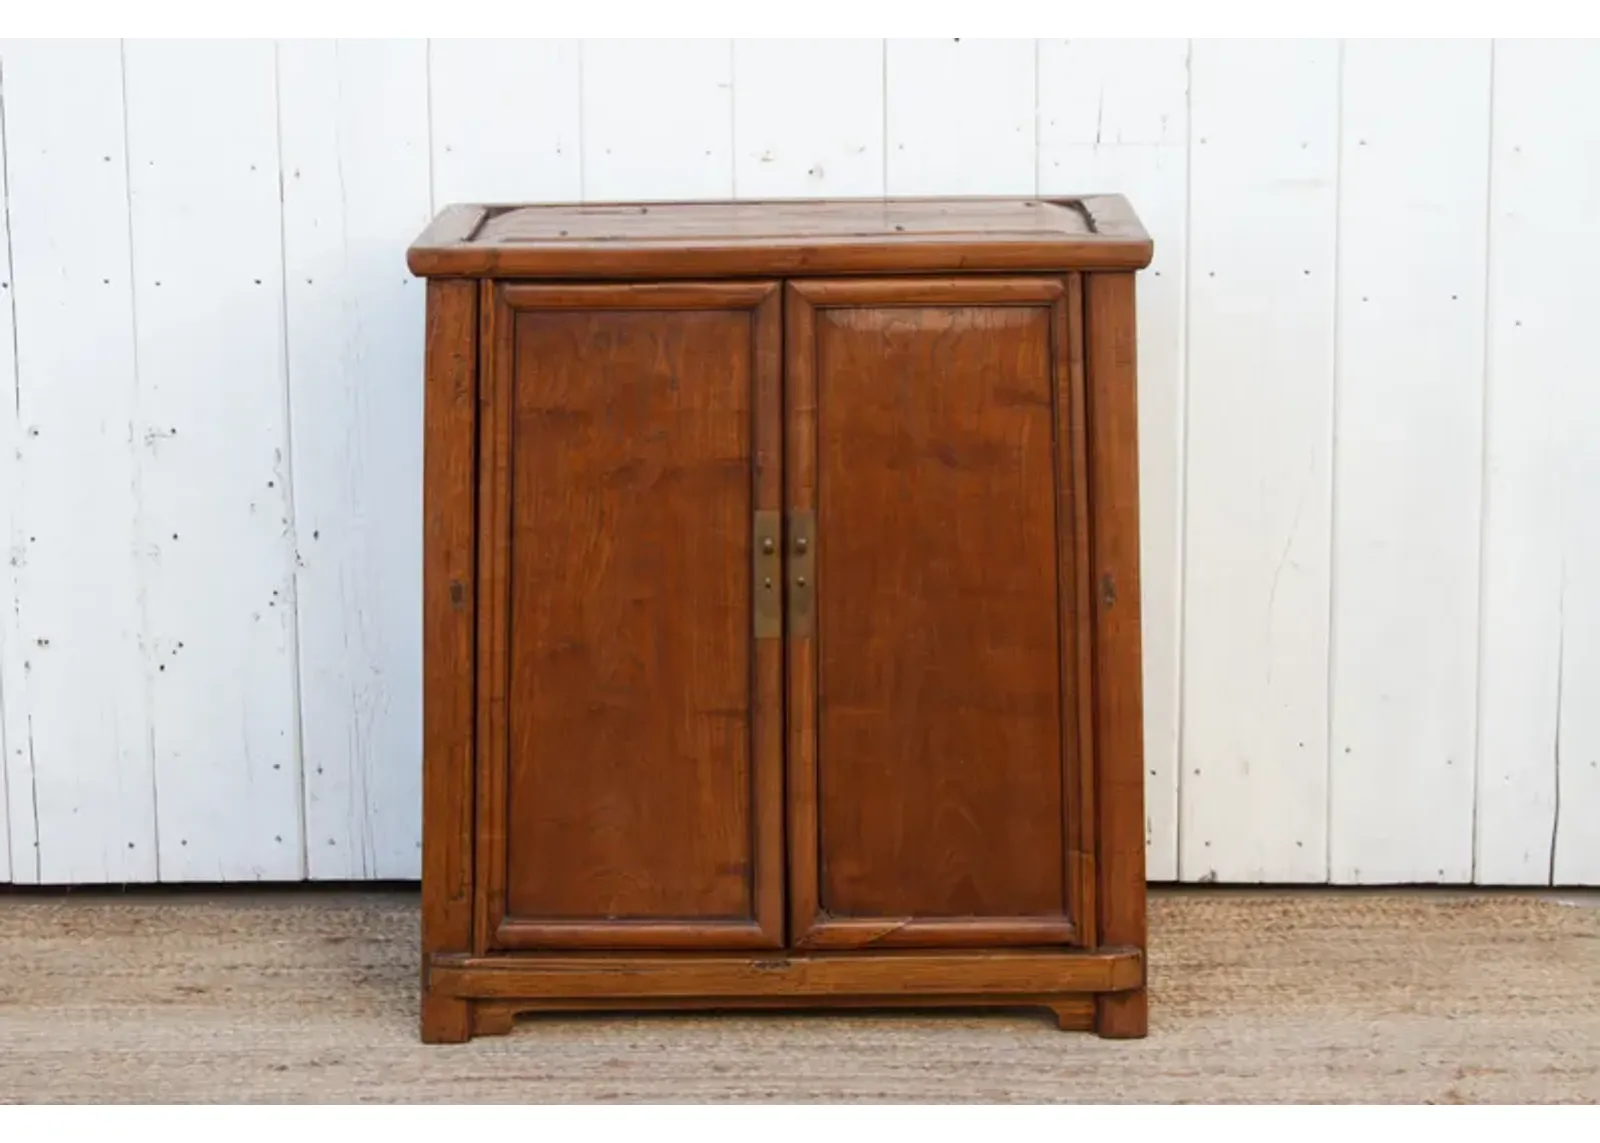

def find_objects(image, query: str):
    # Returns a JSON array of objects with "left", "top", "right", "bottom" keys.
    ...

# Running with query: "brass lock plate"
[
  {"left": 788, "top": 508, "right": 816, "bottom": 637},
  {"left": 753, "top": 509, "right": 782, "bottom": 639}
]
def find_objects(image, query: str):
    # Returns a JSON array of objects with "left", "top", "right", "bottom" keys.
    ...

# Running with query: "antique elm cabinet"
[{"left": 407, "top": 197, "right": 1151, "bottom": 1043}]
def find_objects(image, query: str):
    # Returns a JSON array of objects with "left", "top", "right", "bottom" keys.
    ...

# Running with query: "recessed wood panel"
[
  {"left": 785, "top": 277, "right": 1091, "bottom": 950},
  {"left": 478, "top": 281, "right": 783, "bottom": 950},
  {"left": 406, "top": 196, "right": 1153, "bottom": 278}
]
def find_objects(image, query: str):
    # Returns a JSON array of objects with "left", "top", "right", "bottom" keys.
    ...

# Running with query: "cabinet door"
[
  {"left": 785, "top": 277, "right": 1096, "bottom": 950},
  {"left": 477, "top": 281, "right": 784, "bottom": 951}
]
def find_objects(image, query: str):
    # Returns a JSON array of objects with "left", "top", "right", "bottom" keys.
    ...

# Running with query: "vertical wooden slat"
[
  {"left": 428, "top": 39, "right": 581, "bottom": 205},
  {"left": 1182, "top": 40, "right": 1339, "bottom": 883},
  {"left": 782, "top": 283, "right": 820, "bottom": 942},
  {"left": 0, "top": 40, "right": 153, "bottom": 884},
  {"left": 1330, "top": 40, "right": 1492, "bottom": 884},
  {"left": 1038, "top": 38, "right": 1188, "bottom": 881},
  {"left": 123, "top": 40, "right": 300, "bottom": 880},
  {"left": 0, "top": 47, "right": 17, "bottom": 882},
  {"left": 1479, "top": 41, "right": 1600, "bottom": 886},
  {"left": 279, "top": 39, "right": 432, "bottom": 879},
  {"left": 749, "top": 287, "right": 786, "bottom": 946},
  {"left": 418, "top": 276, "right": 477, "bottom": 1043},
  {"left": 472, "top": 280, "right": 510, "bottom": 954},
  {"left": 1060, "top": 273, "right": 1097, "bottom": 946},
  {"left": 580, "top": 40, "right": 733, "bottom": 201},
  {"left": 732, "top": 40, "right": 884, "bottom": 199},
  {"left": 1086, "top": 271, "right": 1147, "bottom": 1038},
  {"left": 886, "top": 39, "right": 1036, "bottom": 195}
]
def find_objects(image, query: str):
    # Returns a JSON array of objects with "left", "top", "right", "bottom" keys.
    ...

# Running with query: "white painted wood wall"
[{"left": 0, "top": 38, "right": 1596, "bottom": 886}]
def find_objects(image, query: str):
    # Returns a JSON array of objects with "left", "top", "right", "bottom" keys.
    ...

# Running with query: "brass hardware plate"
[
  {"left": 789, "top": 508, "right": 816, "bottom": 637},
  {"left": 754, "top": 509, "right": 782, "bottom": 639}
]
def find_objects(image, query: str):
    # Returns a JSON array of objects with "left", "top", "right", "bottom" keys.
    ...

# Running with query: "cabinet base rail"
[{"left": 422, "top": 947, "right": 1145, "bottom": 1043}]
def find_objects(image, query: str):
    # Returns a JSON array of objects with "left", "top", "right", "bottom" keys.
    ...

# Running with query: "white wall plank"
[
  {"left": 733, "top": 40, "right": 883, "bottom": 198},
  {"left": 1037, "top": 38, "right": 1189, "bottom": 881},
  {"left": 0, "top": 49, "right": 17, "bottom": 883},
  {"left": 1480, "top": 42, "right": 1600, "bottom": 885},
  {"left": 1553, "top": 412, "right": 1600, "bottom": 885},
  {"left": 428, "top": 39, "right": 581, "bottom": 206},
  {"left": 0, "top": 40, "right": 154, "bottom": 884},
  {"left": 1329, "top": 40, "right": 1492, "bottom": 883},
  {"left": 1478, "top": 42, "right": 1574, "bottom": 884},
  {"left": 887, "top": 39, "right": 1035, "bottom": 195},
  {"left": 280, "top": 39, "right": 431, "bottom": 880},
  {"left": 0, "top": 37, "right": 1597, "bottom": 887},
  {"left": 1180, "top": 41, "right": 1339, "bottom": 882},
  {"left": 581, "top": 39, "right": 732, "bottom": 200},
  {"left": 123, "top": 40, "right": 301, "bottom": 880}
]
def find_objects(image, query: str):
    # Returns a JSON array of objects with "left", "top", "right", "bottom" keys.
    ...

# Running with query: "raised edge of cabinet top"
[{"left": 406, "top": 196, "right": 1153, "bottom": 279}]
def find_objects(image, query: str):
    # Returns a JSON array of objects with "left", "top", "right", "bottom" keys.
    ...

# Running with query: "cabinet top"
[{"left": 406, "top": 195, "right": 1151, "bottom": 279}]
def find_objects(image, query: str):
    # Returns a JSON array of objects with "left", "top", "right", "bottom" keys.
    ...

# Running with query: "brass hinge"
[
  {"left": 753, "top": 509, "right": 782, "bottom": 639},
  {"left": 788, "top": 508, "right": 816, "bottom": 637}
]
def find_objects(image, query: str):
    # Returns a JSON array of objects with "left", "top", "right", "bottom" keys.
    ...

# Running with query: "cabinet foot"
[
  {"left": 469, "top": 1003, "right": 519, "bottom": 1037},
  {"left": 1094, "top": 987, "right": 1147, "bottom": 1039},
  {"left": 1046, "top": 997, "right": 1095, "bottom": 1031},
  {"left": 420, "top": 992, "right": 472, "bottom": 1044}
]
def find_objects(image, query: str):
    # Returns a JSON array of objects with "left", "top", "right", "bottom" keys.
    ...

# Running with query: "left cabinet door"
[{"left": 476, "top": 280, "right": 785, "bottom": 951}]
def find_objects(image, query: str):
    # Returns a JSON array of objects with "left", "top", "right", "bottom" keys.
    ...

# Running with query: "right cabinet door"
[{"left": 785, "top": 277, "right": 1096, "bottom": 950}]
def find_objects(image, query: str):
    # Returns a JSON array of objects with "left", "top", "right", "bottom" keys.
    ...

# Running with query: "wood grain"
[
  {"left": 473, "top": 279, "right": 510, "bottom": 958},
  {"left": 430, "top": 948, "right": 1143, "bottom": 999},
  {"left": 795, "top": 917, "right": 1077, "bottom": 951},
  {"left": 482, "top": 280, "right": 784, "bottom": 950},
  {"left": 466, "top": 993, "right": 1096, "bottom": 1036},
  {"left": 407, "top": 197, "right": 1153, "bottom": 278},
  {"left": 1085, "top": 272, "right": 1149, "bottom": 1038},
  {"left": 419, "top": 278, "right": 478, "bottom": 1045},
  {"left": 784, "top": 285, "right": 822, "bottom": 946},
  {"left": 1062, "top": 273, "right": 1098, "bottom": 949},
  {"left": 477, "top": 199, "right": 1096, "bottom": 244},
  {"left": 786, "top": 277, "right": 1090, "bottom": 950},
  {"left": 414, "top": 201, "right": 1150, "bottom": 1042}
]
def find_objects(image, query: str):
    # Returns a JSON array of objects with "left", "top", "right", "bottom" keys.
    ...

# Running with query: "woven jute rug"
[{"left": 0, "top": 888, "right": 1596, "bottom": 1103}]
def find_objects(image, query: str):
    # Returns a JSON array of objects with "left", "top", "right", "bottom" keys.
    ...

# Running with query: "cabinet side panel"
[
  {"left": 421, "top": 278, "right": 479, "bottom": 963},
  {"left": 1085, "top": 271, "right": 1148, "bottom": 1037}
]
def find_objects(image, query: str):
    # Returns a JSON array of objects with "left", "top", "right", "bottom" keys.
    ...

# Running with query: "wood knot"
[
  {"left": 1101, "top": 573, "right": 1117, "bottom": 608},
  {"left": 449, "top": 580, "right": 467, "bottom": 608}
]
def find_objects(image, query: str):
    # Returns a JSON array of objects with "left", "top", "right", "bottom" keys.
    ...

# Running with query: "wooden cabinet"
[{"left": 409, "top": 197, "right": 1152, "bottom": 1043}]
